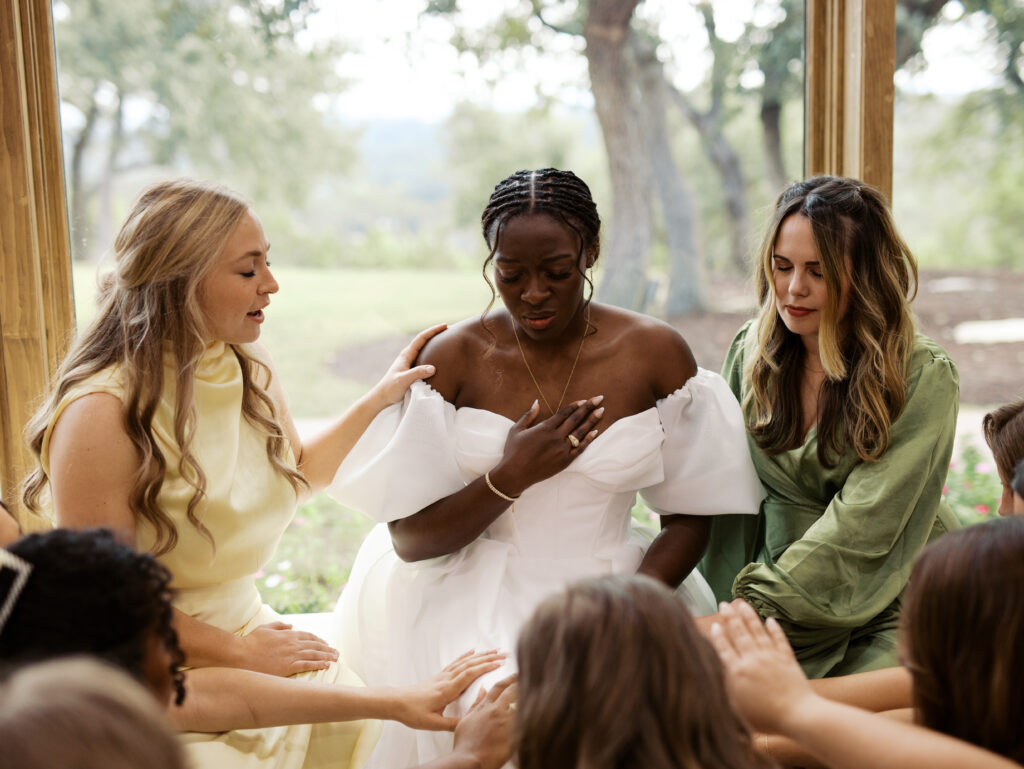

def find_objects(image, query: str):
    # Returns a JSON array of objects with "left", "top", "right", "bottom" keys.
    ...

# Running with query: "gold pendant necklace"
[{"left": 511, "top": 305, "right": 590, "bottom": 416}]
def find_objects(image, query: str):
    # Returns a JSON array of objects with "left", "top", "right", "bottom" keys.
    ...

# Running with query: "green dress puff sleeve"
[{"left": 699, "top": 321, "right": 961, "bottom": 677}]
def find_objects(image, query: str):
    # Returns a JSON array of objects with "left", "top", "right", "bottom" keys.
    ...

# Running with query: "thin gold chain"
[{"left": 511, "top": 305, "right": 590, "bottom": 416}]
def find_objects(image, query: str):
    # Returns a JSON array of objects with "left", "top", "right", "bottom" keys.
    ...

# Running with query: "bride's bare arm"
[
  {"left": 388, "top": 398, "right": 603, "bottom": 561},
  {"left": 637, "top": 513, "right": 712, "bottom": 588},
  {"left": 384, "top": 327, "right": 604, "bottom": 562}
]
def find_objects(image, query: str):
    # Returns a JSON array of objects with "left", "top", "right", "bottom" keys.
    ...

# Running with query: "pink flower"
[
  {"left": 975, "top": 504, "right": 990, "bottom": 515},
  {"left": 294, "top": 516, "right": 308, "bottom": 526},
  {"left": 975, "top": 462, "right": 993, "bottom": 475},
  {"left": 942, "top": 485, "right": 949, "bottom": 495},
  {"left": 255, "top": 569, "right": 265, "bottom": 578},
  {"left": 648, "top": 512, "right": 658, "bottom": 523}
]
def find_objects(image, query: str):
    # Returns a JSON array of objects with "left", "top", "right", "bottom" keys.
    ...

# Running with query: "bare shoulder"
[
  {"left": 49, "top": 392, "right": 135, "bottom": 471},
  {"left": 593, "top": 304, "right": 697, "bottom": 398},
  {"left": 49, "top": 391, "right": 139, "bottom": 532},
  {"left": 51, "top": 391, "right": 127, "bottom": 442},
  {"left": 415, "top": 315, "right": 497, "bottom": 402}
]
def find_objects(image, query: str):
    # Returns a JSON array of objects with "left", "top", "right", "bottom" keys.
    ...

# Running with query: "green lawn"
[{"left": 73, "top": 264, "right": 493, "bottom": 417}]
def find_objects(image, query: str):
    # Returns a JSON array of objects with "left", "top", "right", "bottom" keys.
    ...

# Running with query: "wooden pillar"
[
  {"left": 805, "top": 0, "right": 896, "bottom": 202},
  {"left": 0, "top": 0, "right": 73, "bottom": 530}
]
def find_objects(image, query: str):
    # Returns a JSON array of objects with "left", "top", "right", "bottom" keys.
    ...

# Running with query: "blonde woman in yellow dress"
[{"left": 21, "top": 179, "right": 503, "bottom": 769}]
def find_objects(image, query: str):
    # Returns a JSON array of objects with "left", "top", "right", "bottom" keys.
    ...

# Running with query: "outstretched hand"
[
  {"left": 236, "top": 621, "right": 339, "bottom": 677},
  {"left": 369, "top": 323, "right": 448, "bottom": 409},
  {"left": 450, "top": 675, "right": 518, "bottom": 769},
  {"left": 490, "top": 397, "right": 605, "bottom": 496},
  {"left": 709, "top": 600, "right": 817, "bottom": 736},
  {"left": 392, "top": 649, "right": 507, "bottom": 731}
]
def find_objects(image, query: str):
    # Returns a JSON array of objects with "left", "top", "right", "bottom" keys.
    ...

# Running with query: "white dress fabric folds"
[{"left": 328, "top": 370, "right": 763, "bottom": 767}]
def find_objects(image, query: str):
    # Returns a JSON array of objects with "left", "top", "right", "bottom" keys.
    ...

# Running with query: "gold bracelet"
[{"left": 484, "top": 471, "right": 519, "bottom": 503}]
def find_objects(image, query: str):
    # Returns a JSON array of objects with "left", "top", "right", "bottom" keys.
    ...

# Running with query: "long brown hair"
[
  {"left": 746, "top": 175, "right": 917, "bottom": 466},
  {"left": 22, "top": 179, "right": 306, "bottom": 553},
  {"left": 901, "top": 517, "right": 1024, "bottom": 762},
  {"left": 515, "top": 575, "right": 775, "bottom": 769}
]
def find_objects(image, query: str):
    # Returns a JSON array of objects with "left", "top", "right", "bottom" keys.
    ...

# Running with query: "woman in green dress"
[{"left": 698, "top": 175, "right": 960, "bottom": 677}]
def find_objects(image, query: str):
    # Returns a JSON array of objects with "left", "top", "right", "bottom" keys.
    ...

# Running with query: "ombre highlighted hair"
[
  {"left": 22, "top": 179, "right": 306, "bottom": 553},
  {"left": 745, "top": 175, "right": 917, "bottom": 466}
]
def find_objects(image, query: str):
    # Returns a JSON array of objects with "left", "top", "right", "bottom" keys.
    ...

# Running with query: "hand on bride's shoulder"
[{"left": 414, "top": 317, "right": 490, "bottom": 402}]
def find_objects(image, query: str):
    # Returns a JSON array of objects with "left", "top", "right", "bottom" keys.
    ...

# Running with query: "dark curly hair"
[{"left": 0, "top": 528, "right": 185, "bottom": 705}]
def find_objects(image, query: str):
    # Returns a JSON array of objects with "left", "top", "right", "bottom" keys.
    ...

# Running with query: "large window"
[{"left": 10, "top": 3, "right": 1009, "bottom": 611}]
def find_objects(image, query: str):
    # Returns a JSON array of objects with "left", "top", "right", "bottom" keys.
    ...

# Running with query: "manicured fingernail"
[
  {"left": 425, "top": 365, "right": 435, "bottom": 375},
  {"left": 594, "top": 407, "right": 605, "bottom": 418},
  {"left": 587, "top": 430, "right": 598, "bottom": 439},
  {"left": 592, "top": 395, "right": 604, "bottom": 405}
]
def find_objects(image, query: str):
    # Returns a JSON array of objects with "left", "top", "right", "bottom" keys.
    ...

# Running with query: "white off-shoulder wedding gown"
[{"left": 328, "top": 370, "right": 763, "bottom": 767}]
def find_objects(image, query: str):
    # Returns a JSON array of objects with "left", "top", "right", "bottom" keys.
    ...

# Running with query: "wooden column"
[
  {"left": 805, "top": 0, "right": 896, "bottom": 202},
  {"left": 0, "top": 0, "right": 73, "bottom": 530}
]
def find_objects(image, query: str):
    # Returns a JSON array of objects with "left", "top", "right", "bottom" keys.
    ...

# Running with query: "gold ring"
[{"left": 567, "top": 434, "right": 580, "bottom": 448}]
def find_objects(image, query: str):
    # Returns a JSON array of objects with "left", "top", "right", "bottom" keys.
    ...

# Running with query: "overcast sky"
[{"left": 309, "top": 0, "right": 1002, "bottom": 122}]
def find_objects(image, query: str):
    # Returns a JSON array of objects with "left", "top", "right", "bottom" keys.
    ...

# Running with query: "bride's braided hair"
[{"left": 478, "top": 169, "right": 601, "bottom": 347}]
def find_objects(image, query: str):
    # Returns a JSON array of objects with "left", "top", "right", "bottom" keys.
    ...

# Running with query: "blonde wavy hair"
[
  {"left": 745, "top": 175, "right": 917, "bottom": 466},
  {"left": 22, "top": 179, "right": 306, "bottom": 554}
]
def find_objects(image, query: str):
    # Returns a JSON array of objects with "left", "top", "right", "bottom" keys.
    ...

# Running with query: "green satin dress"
[{"left": 699, "top": 321, "right": 961, "bottom": 677}]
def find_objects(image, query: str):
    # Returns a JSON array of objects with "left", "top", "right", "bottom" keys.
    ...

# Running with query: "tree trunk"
[
  {"left": 69, "top": 89, "right": 99, "bottom": 261},
  {"left": 761, "top": 91, "right": 787, "bottom": 193},
  {"left": 631, "top": 34, "right": 704, "bottom": 316},
  {"left": 584, "top": 0, "right": 652, "bottom": 311},
  {"left": 94, "top": 89, "right": 125, "bottom": 262},
  {"left": 668, "top": 4, "right": 750, "bottom": 273}
]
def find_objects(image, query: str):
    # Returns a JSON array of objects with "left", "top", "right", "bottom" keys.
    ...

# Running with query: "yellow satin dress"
[{"left": 42, "top": 341, "right": 380, "bottom": 769}]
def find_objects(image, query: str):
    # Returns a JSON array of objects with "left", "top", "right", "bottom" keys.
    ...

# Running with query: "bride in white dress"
[{"left": 328, "top": 169, "right": 763, "bottom": 767}]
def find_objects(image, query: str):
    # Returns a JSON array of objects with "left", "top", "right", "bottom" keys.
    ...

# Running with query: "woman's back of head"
[
  {"left": 515, "top": 574, "right": 771, "bottom": 769},
  {"left": 0, "top": 657, "right": 185, "bottom": 769},
  {"left": 902, "top": 516, "right": 1024, "bottom": 762},
  {"left": 983, "top": 399, "right": 1024, "bottom": 484},
  {"left": 0, "top": 527, "right": 184, "bottom": 704}
]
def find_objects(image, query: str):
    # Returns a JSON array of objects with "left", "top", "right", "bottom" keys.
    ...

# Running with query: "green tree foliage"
[
  {"left": 56, "top": 0, "right": 355, "bottom": 259},
  {"left": 444, "top": 103, "right": 608, "bottom": 229}
]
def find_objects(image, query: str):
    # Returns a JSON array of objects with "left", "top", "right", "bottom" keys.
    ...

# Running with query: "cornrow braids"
[{"left": 478, "top": 169, "right": 602, "bottom": 345}]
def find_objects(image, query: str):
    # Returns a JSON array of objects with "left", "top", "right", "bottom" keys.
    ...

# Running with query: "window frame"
[{"left": 0, "top": 0, "right": 897, "bottom": 528}]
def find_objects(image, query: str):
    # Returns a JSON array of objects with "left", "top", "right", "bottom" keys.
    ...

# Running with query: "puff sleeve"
[
  {"left": 327, "top": 382, "right": 465, "bottom": 523},
  {"left": 639, "top": 368, "right": 764, "bottom": 517}
]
